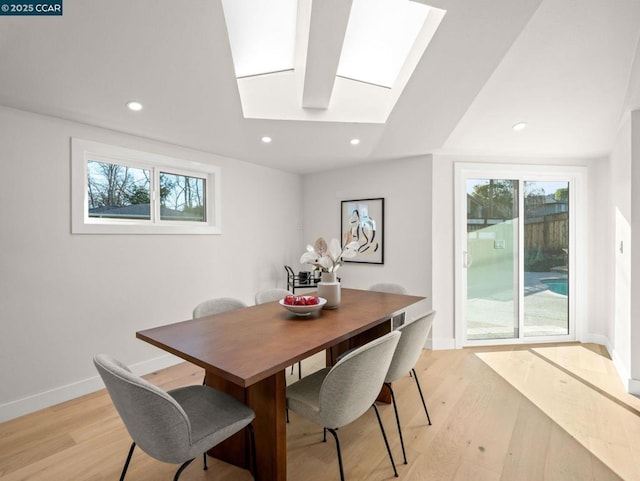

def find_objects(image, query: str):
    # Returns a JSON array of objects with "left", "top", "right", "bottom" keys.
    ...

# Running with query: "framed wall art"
[{"left": 341, "top": 197, "right": 384, "bottom": 264}]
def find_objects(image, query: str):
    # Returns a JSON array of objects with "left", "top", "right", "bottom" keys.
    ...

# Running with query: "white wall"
[
  {"left": 301, "top": 156, "right": 433, "bottom": 325},
  {"left": 432, "top": 154, "right": 609, "bottom": 350},
  {"left": 609, "top": 113, "right": 632, "bottom": 386},
  {"left": 0, "top": 106, "right": 303, "bottom": 421},
  {"left": 608, "top": 109, "right": 640, "bottom": 394},
  {"left": 630, "top": 110, "right": 640, "bottom": 392}
]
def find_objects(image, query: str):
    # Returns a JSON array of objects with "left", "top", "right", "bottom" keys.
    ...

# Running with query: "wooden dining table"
[{"left": 136, "top": 288, "right": 425, "bottom": 481}]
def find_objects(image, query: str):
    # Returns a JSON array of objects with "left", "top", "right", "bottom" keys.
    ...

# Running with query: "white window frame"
[{"left": 72, "top": 138, "right": 222, "bottom": 235}]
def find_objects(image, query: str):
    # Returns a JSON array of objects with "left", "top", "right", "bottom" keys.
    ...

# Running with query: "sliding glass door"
[
  {"left": 456, "top": 165, "right": 577, "bottom": 346},
  {"left": 466, "top": 178, "right": 519, "bottom": 340},
  {"left": 523, "top": 181, "right": 569, "bottom": 337}
]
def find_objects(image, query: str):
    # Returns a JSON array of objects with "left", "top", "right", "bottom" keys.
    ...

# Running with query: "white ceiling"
[{"left": 1, "top": 0, "right": 639, "bottom": 174}]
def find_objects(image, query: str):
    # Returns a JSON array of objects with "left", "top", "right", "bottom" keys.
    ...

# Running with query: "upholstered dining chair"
[
  {"left": 192, "top": 297, "right": 247, "bottom": 319},
  {"left": 93, "top": 354, "right": 257, "bottom": 481},
  {"left": 193, "top": 297, "right": 248, "bottom": 385},
  {"left": 286, "top": 331, "right": 401, "bottom": 481},
  {"left": 369, "top": 283, "right": 408, "bottom": 329},
  {"left": 254, "top": 288, "right": 303, "bottom": 379},
  {"left": 383, "top": 311, "right": 436, "bottom": 464},
  {"left": 254, "top": 288, "right": 292, "bottom": 305}
]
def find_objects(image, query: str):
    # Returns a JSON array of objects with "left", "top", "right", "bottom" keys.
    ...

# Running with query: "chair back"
[
  {"left": 320, "top": 331, "right": 400, "bottom": 429},
  {"left": 385, "top": 311, "right": 436, "bottom": 383},
  {"left": 193, "top": 297, "right": 247, "bottom": 319},
  {"left": 93, "top": 354, "right": 191, "bottom": 463},
  {"left": 369, "top": 283, "right": 407, "bottom": 295},
  {"left": 255, "top": 288, "right": 292, "bottom": 305}
]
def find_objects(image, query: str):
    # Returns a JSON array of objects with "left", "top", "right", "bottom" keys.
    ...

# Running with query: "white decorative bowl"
[{"left": 279, "top": 297, "right": 327, "bottom": 316}]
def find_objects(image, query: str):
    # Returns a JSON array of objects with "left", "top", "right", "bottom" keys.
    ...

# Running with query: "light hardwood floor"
[{"left": 0, "top": 343, "right": 635, "bottom": 481}]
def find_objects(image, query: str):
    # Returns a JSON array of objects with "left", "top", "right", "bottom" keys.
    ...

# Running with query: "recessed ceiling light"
[
  {"left": 350, "top": 138, "right": 360, "bottom": 145},
  {"left": 512, "top": 122, "right": 527, "bottom": 131},
  {"left": 126, "top": 101, "right": 143, "bottom": 111},
  {"left": 261, "top": 136, "right": 272, "bottom": 143}
]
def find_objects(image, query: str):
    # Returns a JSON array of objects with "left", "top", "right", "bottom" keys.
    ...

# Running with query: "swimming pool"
[{"left": 543, "top": 279, "right": 568, "bottom": 296}]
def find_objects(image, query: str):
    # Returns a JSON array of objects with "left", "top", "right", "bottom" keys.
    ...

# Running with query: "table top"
[{"left": 136, "top": 288, "right": 425, "bottom": 388}]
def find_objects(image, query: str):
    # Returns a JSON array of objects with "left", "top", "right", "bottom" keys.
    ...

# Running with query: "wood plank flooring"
[{"left": 0, "top": 343, "right": 634, "bottom": 481}]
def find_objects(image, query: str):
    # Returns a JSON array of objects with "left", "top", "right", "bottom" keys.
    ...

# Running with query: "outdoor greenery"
[
  {"left": 87, "top": 160, "right": 205, "bottom": 220},
  {"left": 469, "top": 179, "right": 569, "bottom": 272},
  {"left": 524, "top": 246, "right": 567, "bottom": 272}
]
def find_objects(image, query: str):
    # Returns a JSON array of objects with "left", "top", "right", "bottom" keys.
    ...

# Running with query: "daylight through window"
[{"left": 72, "top": 139, "right": 221, "bottom": 234}]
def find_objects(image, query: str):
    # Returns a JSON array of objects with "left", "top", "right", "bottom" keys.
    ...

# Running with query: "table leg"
[{"left": 206, "top": 370, "right": 288, "bottom": 481}]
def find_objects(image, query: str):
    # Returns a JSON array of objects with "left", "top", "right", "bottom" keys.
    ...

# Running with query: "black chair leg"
[
  {"left": 298, "top": 361, "right": 302, "bottom": 379},
  {"left": 119, "top": 442, "right": 136, "bottom": 481},
  {"left": 372, "top": 404, "right": 398, "bottom": 478},
  {"left": 327, "top": 428, "right": 345, "bottom": 481},
  {"left": 247, "top": 423, "right": 258, "bottom": 481},
  {"left": 203, "top": 453, "right": 208, "bottom": 470},
  {"left": 173, "top": 458, "right": 194, "bottom": 481},
  {"left": 385, "top": 383, "right": 407, "bottom": 464},
  {"left": 412, "top": 368, "right": 432, "bottom": 425}
]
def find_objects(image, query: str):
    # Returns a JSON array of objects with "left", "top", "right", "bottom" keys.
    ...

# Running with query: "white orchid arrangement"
[{"left": 300, "top": 235, "right": 360, "bottom": 273}]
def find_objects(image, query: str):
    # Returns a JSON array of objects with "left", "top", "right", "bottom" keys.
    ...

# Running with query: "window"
[{"left": 72, "top": 138, "right": 221, "bottom": 234}]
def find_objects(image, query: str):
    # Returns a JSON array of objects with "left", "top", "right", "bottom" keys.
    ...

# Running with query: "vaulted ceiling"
[{"left": 1, "top": 0, "right": 639, "bottom": 173}]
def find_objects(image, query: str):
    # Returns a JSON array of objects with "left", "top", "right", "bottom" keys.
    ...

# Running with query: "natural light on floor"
[{"left": 476, "top": 345, "right": 640, "bottom": 481}]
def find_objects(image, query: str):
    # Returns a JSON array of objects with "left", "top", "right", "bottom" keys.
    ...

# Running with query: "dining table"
[{"left": 136, "top": 287, "right": 426, "bottom": 481}]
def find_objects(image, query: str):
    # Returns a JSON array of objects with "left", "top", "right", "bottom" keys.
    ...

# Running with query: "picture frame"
[{"left": 341, "top": 197, "right": 384, "bottom": 264}]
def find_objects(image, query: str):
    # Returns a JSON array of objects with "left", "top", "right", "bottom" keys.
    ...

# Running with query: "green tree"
[
  {"left": 470, "top": 180, "right": 516, "bottom": 220},
  {"left": 127, "top": 185, "right": 150, "bottom": 205},
  {"left": 555, "top": 187, "right": 569, "bottom": 201}
]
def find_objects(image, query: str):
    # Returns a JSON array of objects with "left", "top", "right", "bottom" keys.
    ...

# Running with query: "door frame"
[{"left": 454, "top": 162, "right": 587, "bottom": 348}]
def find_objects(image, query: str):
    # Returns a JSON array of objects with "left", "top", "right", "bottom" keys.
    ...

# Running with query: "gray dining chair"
[
  {"left": 254, "top": 288, "right": 302, "bottom": 379},
  {"left": 369, "top": 283, "right": 408, "bottom": 329},
  {"left": 93, "top": 354, "right": 257, "bottom": 481},
  {"left": 384, "top": 311, "right": 436, "bottom": 464},
  {"left": 193, "top": 297, "right": 248, "bottom": 385},
  {"left": 192, "top": 297, "right": 248, "bottom": 319},
  {"left": 286, "top": 331, "right": 401, "bottom": 481},
  {"left": 254, "top": 288, "right": 292, "bottom": 305}
]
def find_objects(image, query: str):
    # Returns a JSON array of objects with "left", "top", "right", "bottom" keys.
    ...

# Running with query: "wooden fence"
[{"left": 524, "top": 212, "right": 568, "bottom": 250}]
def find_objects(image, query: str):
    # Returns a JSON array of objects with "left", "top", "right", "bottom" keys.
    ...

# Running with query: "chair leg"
[
  {"left": 412, "top": 368, "right": 432, "bottom": 425},
  {"left": 385, "top": 383, "right": 407, "bottom": 464},
  {"left": 372, "top": 404, "right": 398, "bottom": 478},
  {"left": 326, "top": 428, "right": 345, "bottom": 481},
  {"left": 119, "top": 442, "right": 136, "bottom": 481},
  {"left": 173, "top": 458, "right": 194, "bottom": 481},
  {"left": 247, "top": 423, "right": 258, "bottom": 481},
  {"left": 203, "top": 453, "right": 208, "bottom": 470},
  {"left": 298, "top": 361, "right": 302, "bottom": 379}
]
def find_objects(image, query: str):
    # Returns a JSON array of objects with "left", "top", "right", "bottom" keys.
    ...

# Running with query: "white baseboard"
[
  {"left": 0, "top": 353, "right": 182, "bottom": 423},
  {"left": 580, "top": 332, "right": 610, "bottom": 348},
  {"left": 629, "top": 378, "right": 640, "bottom": 396},
  {"left": 608, "top": 347, "right": 640, "bottom": 396},
  {"left": 431, "top": 337, "right": 456, "bottom": 350}
]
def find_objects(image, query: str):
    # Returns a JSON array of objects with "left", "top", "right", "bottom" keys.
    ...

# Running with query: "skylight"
[
  {"left": 337, "top": 0, "right": 431, "bottom": 88},
  {"left": 221, "top": 0, "right": 297, "bottom": 78},
  {"left": 223, "top": 0, "right": 446, "bottom": 123}
]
